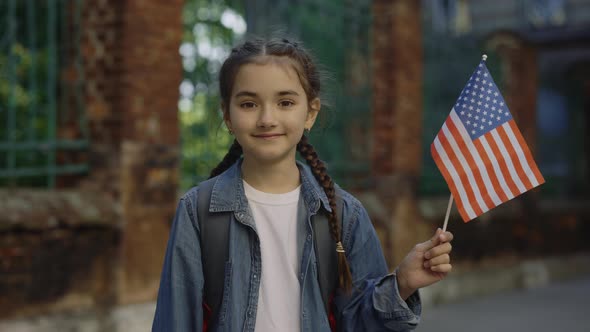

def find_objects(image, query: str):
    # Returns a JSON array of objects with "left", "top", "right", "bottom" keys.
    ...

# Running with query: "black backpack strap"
[
  {"left": 312, "top": 193, "right": 343, "bottom": 315},
  {"left": 196, "top": 178, "right": 230, "bottom": 323}
]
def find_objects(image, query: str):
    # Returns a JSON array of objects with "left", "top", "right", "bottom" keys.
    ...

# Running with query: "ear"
[{"left": 305, "top": 98, "right": 321, "bottom": 130}]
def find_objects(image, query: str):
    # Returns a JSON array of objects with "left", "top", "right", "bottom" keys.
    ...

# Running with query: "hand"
[{"left": 395, "top": 228, "right": 454, "bottom": 300}]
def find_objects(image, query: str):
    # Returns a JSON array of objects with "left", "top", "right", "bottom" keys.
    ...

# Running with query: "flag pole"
[{"left": 442, "top": 194, "right": 453, "bottom": 232}]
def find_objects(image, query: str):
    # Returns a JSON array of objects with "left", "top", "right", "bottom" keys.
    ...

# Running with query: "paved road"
[{"left": 418, "top": 277, "right": 590, "bottom": 332}]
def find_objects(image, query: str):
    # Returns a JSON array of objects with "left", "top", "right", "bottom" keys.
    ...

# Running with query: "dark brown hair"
[{"left": 209, "top": 37, "right": 352, "bottom": 292}]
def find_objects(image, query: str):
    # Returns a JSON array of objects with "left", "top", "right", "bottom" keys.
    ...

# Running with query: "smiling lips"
[{"left": 252, "top": 133, "right": 284, "bottom": 139}]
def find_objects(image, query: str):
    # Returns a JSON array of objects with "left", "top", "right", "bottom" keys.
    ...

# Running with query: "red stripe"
[
  {"left": 431, "top": 142, "right": 470, "bottom": 222},
  {"left": 446, "top": 118, "right": 494, "bottom": 211},
  {"left": 438, "top": 130, "right": 484, "bottom": 217},
  {"left": 472, "top": 139, "right": 510, "bottom": 202},
  {"left": 497, "top": 124, "right": 533, "bottom": 190},
  {"left": 483, "top": 131, "right": 520, "bottom": 197},
  {"left": 508, "top": 120, "right": 545, "bottom": 185}
]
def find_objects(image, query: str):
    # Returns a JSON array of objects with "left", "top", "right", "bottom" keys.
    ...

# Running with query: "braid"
[
  {"left": 297, "top": 134, "right": 353, "bottom": 292},
  {"left": 209, "top": 139, "right": 243, "bottom": 179}
]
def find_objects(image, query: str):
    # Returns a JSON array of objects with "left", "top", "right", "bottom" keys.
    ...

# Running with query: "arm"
[
  {"left": 152, "top": 194, "right": 204, "bottom": 332},
  {"left": 333, "top": 205, "right": 421, "bottom": 332}
]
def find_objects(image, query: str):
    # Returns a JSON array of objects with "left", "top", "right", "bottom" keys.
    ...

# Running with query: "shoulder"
[
  {"left": 333, "top": 184, "right": 365, "bottom": 224},
  {"left": 178, "top": 175, "right": 220, "bottom": 219}
]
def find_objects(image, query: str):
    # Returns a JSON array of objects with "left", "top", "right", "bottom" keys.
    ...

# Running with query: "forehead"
[{"left": 232, "top": 60, "right": 305, "bottom": 96}]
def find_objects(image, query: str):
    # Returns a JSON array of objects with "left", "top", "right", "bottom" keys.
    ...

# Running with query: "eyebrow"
[{"left": 234, "top": 90, "right": 300, "bottom": 98}]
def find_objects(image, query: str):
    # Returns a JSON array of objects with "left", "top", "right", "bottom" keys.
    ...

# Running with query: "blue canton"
[{"left": 453, "top": 60, "right": 513, "bottom": 140}]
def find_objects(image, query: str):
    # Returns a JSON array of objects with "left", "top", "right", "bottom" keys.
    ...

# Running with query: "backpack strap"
[
  {"left": 197, "top": 178, "right": 230, "bottom": 324},
  {"left": 312, "top": 194, "right": 342, "bottom": 316}
]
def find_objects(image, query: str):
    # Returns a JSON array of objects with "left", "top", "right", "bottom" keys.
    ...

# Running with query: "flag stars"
[{"left": 469, "top": 106, "right": 474, "bottom": 110}]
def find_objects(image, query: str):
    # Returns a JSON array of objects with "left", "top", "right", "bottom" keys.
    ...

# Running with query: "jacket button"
[{"left": 307, "top": 235, "right": 312, "bottom": 241}]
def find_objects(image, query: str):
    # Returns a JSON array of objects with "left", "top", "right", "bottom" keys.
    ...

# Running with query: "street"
[{"left": 418, "top": 276, "right": 590, "bottom": 331}]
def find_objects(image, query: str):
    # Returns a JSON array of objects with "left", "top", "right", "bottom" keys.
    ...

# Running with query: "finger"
[
  {"left": 431, "top": 263, "right": 452, "bottom": 273},
  {"left": 424, "top": 242, "right": 452, "bottom": 259},
  {"left": 416, "top": 228, "right": 443, "bottom": 252},
  {"left": 438, "top": 231, "right": 454, "bottom": 243},
  {"left": 424, "top": 254, "right": 450, "bottom": 268}
]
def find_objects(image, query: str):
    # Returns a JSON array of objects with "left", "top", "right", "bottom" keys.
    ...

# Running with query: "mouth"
[{"left": 252, "top": 133, "right": 285, "bottom": 139}]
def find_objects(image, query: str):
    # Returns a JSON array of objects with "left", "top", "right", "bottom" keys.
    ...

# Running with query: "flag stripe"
[
  {"left": 497, "top": 124, "right": 534, "bottom": 190},
  {"left": 448, "top": 111, "right": 501, "bottom": 207},
  {"left": 508, "top": 120, "right": 545, "bottom": 185},
  {"left": 490, "top": 130, "right": 527, "bottom": 193},
  {"left": 431, "top": 144, "right": 471, "bottom": 221},
  {"left": 502, "top": 122, "right": 539, "bottom": 190},
  {"left": 432, "top": 138, "right": 476, "bottom": 220},
  {"left": 438, "top": 130, "right": 484, "bottom": 217},
  {"left": 476, "top": 136, "right": 516, "bottom": 200},
  {"left": 442, "top": 119, "right": 490, "bottom": 213}
]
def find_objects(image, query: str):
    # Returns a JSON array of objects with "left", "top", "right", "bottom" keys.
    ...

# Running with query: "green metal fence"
[{"left": 0, "top": 0, "right": 88, "bottom": 188}]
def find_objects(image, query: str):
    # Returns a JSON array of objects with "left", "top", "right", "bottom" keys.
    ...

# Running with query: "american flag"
[{"left": 431, "top": 58, "right": 545, "bottom": 222}]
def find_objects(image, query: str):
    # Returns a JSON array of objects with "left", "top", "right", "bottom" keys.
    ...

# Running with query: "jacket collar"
[{"left": 208, "top": 159, "right": 332, "bottom": 214}]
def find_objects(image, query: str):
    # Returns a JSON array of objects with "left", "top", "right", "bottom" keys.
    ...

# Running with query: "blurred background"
[{"left": 1, "top": 0, "right": 589, "bottom": 331}]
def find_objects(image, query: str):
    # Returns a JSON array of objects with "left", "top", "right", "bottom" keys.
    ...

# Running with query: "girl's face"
[{"left": 225, "top": 60, "right": 320, "bottom": 165}]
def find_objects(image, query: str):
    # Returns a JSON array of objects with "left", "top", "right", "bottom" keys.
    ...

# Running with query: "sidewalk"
[{"left": 418, "top": 276, "right": 590, "bottom": 332}]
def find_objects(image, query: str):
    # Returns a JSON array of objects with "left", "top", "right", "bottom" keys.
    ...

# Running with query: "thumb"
[{"left": 416, "top": 228, "right": 442, "bottom": 252}]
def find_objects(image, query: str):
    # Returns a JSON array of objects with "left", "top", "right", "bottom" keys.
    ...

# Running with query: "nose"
[{"left": 256, "top": 106, "right": 278, "bottom": 128}]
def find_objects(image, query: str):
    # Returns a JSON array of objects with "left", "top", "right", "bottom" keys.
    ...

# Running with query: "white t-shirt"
[{"left": 243, "top": 180, "right": 301, "bottom": 332}]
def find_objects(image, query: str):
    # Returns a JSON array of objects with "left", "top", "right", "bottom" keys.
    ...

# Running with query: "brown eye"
[
  {"left": 240, "top": 102, "right": 256, "bottom": 109},
  {"left": 279, "top": 100, "right": 294, "bottom": 108}
]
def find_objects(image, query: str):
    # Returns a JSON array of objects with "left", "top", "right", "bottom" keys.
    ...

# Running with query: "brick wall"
[{"left": 0, "top": 0, "right": 183, "bottom": 317}]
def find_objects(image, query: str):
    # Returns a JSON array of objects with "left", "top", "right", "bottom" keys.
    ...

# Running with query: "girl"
[{"left": 152, "top": 37, "right": 453, "bottom": 332}]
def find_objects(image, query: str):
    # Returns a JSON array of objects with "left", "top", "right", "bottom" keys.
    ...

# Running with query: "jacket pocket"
[{"left": 218, "top": 260, "right": 232, "bottom": 324}]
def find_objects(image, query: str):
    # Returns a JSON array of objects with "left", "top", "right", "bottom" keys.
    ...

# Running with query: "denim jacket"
[{"left": 152, "top": 160, "right": 421, "bottom": 331}]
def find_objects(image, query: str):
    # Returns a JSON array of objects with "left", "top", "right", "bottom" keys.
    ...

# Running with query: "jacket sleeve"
[
  {"left": 334, "top": 197, "right": 421, "bottom": 332},
  {"left": 152, "top": 192, "right": 204, "bottom": 332}
]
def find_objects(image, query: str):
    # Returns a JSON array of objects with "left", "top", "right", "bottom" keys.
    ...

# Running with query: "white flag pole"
[{"left": 442, "top": 194, "right": 453, "bottom": 232}]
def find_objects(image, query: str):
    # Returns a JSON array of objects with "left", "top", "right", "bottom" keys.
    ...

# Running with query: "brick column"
[
  {"left": 117, "top": 0, "right": 183, "bottom": 304},
  {"left": 80, "top": 0, "right": 183, "bottom": 304},
  {"left": 372, "top": 0, "right": 429, "bottom": 265}
]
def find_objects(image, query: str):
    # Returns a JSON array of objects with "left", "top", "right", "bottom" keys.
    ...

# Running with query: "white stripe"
[
  {"left": 441, "top": 123, "right": 489, "bottom": 213},
  {"left": 478, "top": 136, "right": 515, "bottom": 200},
  {"left": 450, "top": 111, "right": 502, "bottom": 206},
  {"left": 433, "top": 136, "right": 477, "bottom": 219},
  {"left": 490, "top": 130, "right": 527, "bottom": 193},
  {"left": 502, "top": 122, "right": 539, "bottom": 187}
]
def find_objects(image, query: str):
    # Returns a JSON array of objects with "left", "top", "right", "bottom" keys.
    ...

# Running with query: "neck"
[{"left": 241, "top": 155, "right": 300, "bottom": 194}]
